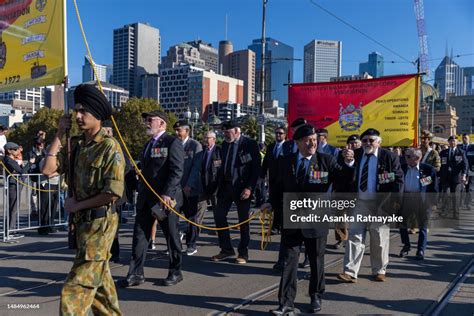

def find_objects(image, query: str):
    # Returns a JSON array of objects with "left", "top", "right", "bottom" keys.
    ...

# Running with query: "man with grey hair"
[
  {"left": 338, "top": 128, "right": 403, "bottom": 283},
  {"left": 399, "top": 147, "right": 437, "bottom": 260}
]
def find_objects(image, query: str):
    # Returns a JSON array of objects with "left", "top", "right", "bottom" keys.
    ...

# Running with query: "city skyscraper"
[
  {"left": 219, "top": 42, "right": 256, "bottom": 106},
  {"left": 463, "top": 66, "right": 474, "bottom": 95},
  {"left": 187, "top": 40, "right": 219, "bottom": 72},
  {"left": 304, "top": 39, "right": 342, "bottom": 83},
  {"left": 435, "top": 55, "right": 466, "bottom": 99},
  {"left": 112, "top": 22, "right": 161, "bottom": 97},
  {"left": 249, "top": 37, "right": 294, "bottom": 109},
  {"left": 359, "top": 51, "right": 384, "bottom": 78},
  {"left": 161, "top": 43, "right": 206, "bottom": 70},
  {"left": 82, "top": 56, "right": 112, "bottom": 83}
]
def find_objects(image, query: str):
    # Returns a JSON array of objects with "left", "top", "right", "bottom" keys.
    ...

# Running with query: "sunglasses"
[
  {"left": 361, "top": 138, "right": 377, "bottom": 143},
  {"left": 275, "top": 132, "right": 285, "bottom": 135},
  {"left": 143, "top": 117, "right": 160, "bottom": 123}
]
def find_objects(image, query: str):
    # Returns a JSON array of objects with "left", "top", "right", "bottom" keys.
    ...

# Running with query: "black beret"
[
  {"left": 293, "top": 124, "right": 315, "bottom": 141},
  {"left": 360, "top": 128, "right": 380, "bottom": 139},
  {"left": 74, "top": 84, "right": 112, "bottom": 121},
  {"left": 141, "top": 110, "right": 168, "bottom": 124},
  {"left": 222, "top": 120, "right": 239, "bottom": 130},
  {"left": 173, "top": 120, "right": 190, "bottom": 129},
  {"left": 4, "top": 142, "right": 20, "bottom": 151},
  {"left": 447, "top": 135, "right": 456, "bottom": 141},
  {"left": 316, "top": 128, "right": 328, "bottom": 135},
  {"left": 290, "top": 118, "right": 307, "bottom": 128},
  {"left": 346, "top": 134, "right": 360, "bottom": 143}
]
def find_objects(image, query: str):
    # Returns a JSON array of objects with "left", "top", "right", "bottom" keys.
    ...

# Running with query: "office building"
[
  {"left": 249, "top": 37, "right": 294, "bottom": 109},
  {"left": 113, "top": 23, "right": 160, "bottom": 97},
  {"left": 161, "top": 43, "right": 206, "bottom": 70},
  {"left": 435, "top": 55, "right": 466, "bottom": 99},
  {"left": 449, "top": 95, "right": 474, "bottom": 134},
  {"left": 0, "top": 87, "right": 45, "bottom": 112},
  {"left": 187, "top": 40, "right": 219, "bottom": 72},
  {"left": 304, "top": 39, "right": 342, "bottom": 83},
  {"left": 359, "top": 52, "right": 384, "bottom": 78},
  {"left": 68, "top": 81, "right": 129, "bottom": 109},
  {"left": 221, "top": 47, "right": 256, "bottom": 106},
  {"left": 82, "top": 56, "right": 112, "bottom": 83},
  {"left": 188, "top": 70, "right": 244, "bottom": 120}
]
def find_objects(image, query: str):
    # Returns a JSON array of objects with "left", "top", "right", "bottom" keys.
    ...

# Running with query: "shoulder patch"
[{"left": 114, "top": 151, "right": 122, "bottom": 162}]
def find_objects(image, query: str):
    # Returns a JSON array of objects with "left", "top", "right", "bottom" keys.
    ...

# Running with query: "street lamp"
[{"left": 258, "top": 0, "right": 268, "bottom": 144}]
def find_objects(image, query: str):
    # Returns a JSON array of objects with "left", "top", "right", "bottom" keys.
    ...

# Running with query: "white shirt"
[{"left": 358, "top": 147, "right": 379, "bottom": 200}]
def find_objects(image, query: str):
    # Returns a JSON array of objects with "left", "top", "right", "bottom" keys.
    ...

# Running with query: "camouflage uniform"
[{"left": 58, "top": 128, "right": 125, "bottom": 316}]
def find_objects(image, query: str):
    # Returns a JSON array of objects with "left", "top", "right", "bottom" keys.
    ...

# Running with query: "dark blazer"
[
  {"left": 261, "top": 141, "right": 293, "bottom": 182},
  {"left": 458, "top": 144, "right": 474, "bottom": 175},
  {"left": 349, "top": 147, "right": 404, "bottom": 193},
  {"left": 137, "top": 133, "right": 184, "bottom": 209},
  {"left": 3, "top": 156, "right": 31, "bottom": 185},
  {"left": 439, "top": 147, "right": 468, "bottom": 185},
  {"left": 217, "top": 135, "right": 261, "bottom": 195},
  {"left": 401, "top": 163, "right": 438, "bottom": 194},
  {"left": 181, "top": 138, "right": 203, "bottom": 197},
  {"left": 201, "top": 145, "right": 223, "bottom": 197},
  {"left": 270, "top": 152, "right": 355, "bottom": 238}
]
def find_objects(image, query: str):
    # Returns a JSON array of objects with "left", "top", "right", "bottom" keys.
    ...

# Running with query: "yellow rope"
[
  {"left": 72, "top": 0, "right": 272, "bottom": 247},
  {"left": 1, "top": 161, "right": 57, "bottom": 193}
]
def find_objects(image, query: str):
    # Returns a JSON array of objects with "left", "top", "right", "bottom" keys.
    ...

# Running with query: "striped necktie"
[{"left": 360, "top": 154, "right": 372, "bottom": 192}]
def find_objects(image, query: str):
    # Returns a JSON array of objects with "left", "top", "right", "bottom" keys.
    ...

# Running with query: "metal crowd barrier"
[{"left": 2, "top": 173, "right": 66, "bottom": 243}]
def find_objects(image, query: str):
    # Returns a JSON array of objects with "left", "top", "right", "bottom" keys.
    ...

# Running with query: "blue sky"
[{"left": 66, "top": 0, "right": 474, "bottom": 86}]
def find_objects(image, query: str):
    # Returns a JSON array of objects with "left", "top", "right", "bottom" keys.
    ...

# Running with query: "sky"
[{"left": 66, "top": 0, "right": 474, "bottom": 86}]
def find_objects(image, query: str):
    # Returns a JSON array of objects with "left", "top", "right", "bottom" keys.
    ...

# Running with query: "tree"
[
  {"left": 239, "top": 115, "right": 276, "bottom": 145},
  {"left": 7, "top": 108, "right": 79, "bottom": 151},
  {"left": 112, "top": 98, "right": 177, "bottom": 159}
]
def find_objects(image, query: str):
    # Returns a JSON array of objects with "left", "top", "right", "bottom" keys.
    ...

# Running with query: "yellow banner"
[{"left": 0, "top": 0, "right": 67, "bottom": 92}]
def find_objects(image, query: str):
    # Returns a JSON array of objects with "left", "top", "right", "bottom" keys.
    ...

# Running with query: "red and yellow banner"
[
  {"left": 0, "top": 0, "right": 67, "bottom": 92},
  {"left": 288, "top": 74, "right": 420, "bottom": 147}
]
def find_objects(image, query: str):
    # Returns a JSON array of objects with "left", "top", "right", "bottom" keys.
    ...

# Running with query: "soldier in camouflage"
[{"left": 42, "top": 84, "right": 125, "bottom": 316}]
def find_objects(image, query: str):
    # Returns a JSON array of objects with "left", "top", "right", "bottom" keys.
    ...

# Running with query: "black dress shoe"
[
  {"left": 399, "top": 245, "right": 411, "bottom": 258},
  {"left": 269, "top": 305, "right": 295, "bottom": 315},
  {"left": 332, "top": 241, "right": 344, "bottom": 249},
  {"left": 273, "top": 261, "right": 284, "bottom": 272},
  {"left": 110, "top": 255, "right": 121, "bottom": 264},
  {"left": 117, "top": 275, "right": 145, "bottom": 288},
  {"left": 299, "top": 257, "right": 310, "bottom": 268},
  {"left": 307, "top": 295, "right": 322, "bottom": 313},
  {"left": 162, "top": 274, "right": 183, "bottom": 286},
  {"left": 416, "top": 250, "right": 424, "bottom": 260}
]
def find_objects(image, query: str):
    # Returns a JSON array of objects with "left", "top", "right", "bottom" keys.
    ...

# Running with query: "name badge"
[
  {"left": 420, "top": 176, "right": 432, "bottom": 187},
  {"left": 455, "top": 156, "right": 462, "bottom": 163},
  {"left": 441, "top": 157, "right": 447, "bottom": 165},
  {"left": 378, "top": 172, "right": 395, "bottom": 184},
  {"left": 151, "top": 147, "right": 168, "bottom": 158},
  {"left": 213, "top": 159, "right": 222, "bottom": 168},
  {"left": 240, "top": 153, "right": 252, "bottom": 164}
]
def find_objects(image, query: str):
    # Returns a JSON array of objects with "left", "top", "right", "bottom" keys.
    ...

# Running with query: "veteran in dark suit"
[
  {"left": 201, "top": 131, "right": 222, "bottom": 211},
  {"left": 439, "top": 135, "right": 468, "bottom": 218},
  {"left": 261, "top": 125, "right": 293, "bottom": 234},
  {"left": 263, "top": 124, "right": 355, "bottom": 315},
  {"left": 399, "top": 148, "right": 437, "bottom": 260},
  {"left": 458, "top": 133, "right": 473, "bottom": 209},
  {"left": 119, "top": 110, "right": 185, "bottom": 288},
  {"left": 338, "top": 128, "right": 403, "bottom": 284},
  {"left": 211, "top": 121, "right": 261, "bottom": 264},
  {"left": 173, "top": 120, "right": 203, "bottom": 256}
]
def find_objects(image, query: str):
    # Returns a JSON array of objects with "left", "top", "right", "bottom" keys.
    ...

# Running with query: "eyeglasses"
[
  {"left": 275, "top": 132, "right": 285, "bottom": 135},
  {"left": 361, "top": 138, "right": 377, "bottom": 143},
  {"left": 143, "top": 117, "right": 160, "bottom": 123}
]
